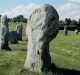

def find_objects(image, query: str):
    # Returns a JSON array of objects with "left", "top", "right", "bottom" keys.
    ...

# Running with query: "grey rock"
[
  {"left": 8, "top": 31, "right": 18, "bottom": 44},
  {"left": 0, "top": 15, "right": 11, "bottom": 50},
  {"left": 15, "top": 22, "right": 23, "bottom": 41},
  {"left": 24, "top": 4, "right": 59, "bottom": 73}
]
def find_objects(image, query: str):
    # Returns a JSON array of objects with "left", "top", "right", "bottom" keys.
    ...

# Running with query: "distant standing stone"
[
  {"left": 0, "top": 15, "right": 11, "bottom": 50},
  {"left": 24, "top": 4, "right": 59, "bottom": 73},
  {"left": 8, "top": 31, "right": 18, "bottom": 44},
  {"left": 16, "top": 22, "right": 23, "bottom": 41},
  {"left": 64, "top": 25, "right": 68, "bottom": 36}
]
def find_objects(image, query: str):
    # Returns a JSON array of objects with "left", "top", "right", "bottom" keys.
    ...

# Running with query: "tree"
[
  {"left": 76, "top": 19, "right": 80, "bottom": 31},
  {"left": 13, "top": 15, "right": 27, "bottom": 23},
  {"left": 77, "top": 19, "right": 80, "bottom": 27},
  {"left": 71, "top": 20, "right": 77, "bottom": 26},
  {"left": 59, "top": 20, "right": 65, "bottom": 30},
  {"left": 65, "top": 18, "right": 71, "bottom": 26}
]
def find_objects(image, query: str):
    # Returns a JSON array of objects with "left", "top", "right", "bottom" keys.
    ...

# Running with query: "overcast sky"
[{"left": 0, "top": 0, "right": 80, "bottom": 20}]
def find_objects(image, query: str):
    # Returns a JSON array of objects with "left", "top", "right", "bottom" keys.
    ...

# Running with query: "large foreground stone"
[
  {"left": 24, "top": 4, "right": 59, "bottom": 73},
  {"left": 0, "top": 15, "right": 11, "bottom": 50}
]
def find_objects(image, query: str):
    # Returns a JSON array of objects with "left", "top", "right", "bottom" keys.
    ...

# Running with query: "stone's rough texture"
[
  {"left": 24, "top": 4, "right": 59, "bottom": 73},
  {"left": 8, "top": 31, "right": 18, "bottom": 44},
  {"left": 0, "top": 15, "right": 11, "bottom": 50},
  {"left": 16, "top": 23, "right": 23, "bottom": 40}
]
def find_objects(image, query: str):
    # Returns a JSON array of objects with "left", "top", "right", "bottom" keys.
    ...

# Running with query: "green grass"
[
  {"left": 50, "top": 31, "right": 80, "bottom": 70},
  {"left": 0, "top": 22, "right": 80, "bottom": 75}
]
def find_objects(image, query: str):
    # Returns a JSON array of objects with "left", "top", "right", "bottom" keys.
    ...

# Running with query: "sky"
[{"left": 0, "top": 0, "right": 80, "bottom": 20}]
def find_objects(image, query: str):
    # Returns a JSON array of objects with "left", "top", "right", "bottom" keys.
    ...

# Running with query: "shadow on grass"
[
  {"left": 20, "top": 63, "right": 80, "bottom": 75},
  {"left": 50, "top": 63, "right": 80, "bottom": 75}
]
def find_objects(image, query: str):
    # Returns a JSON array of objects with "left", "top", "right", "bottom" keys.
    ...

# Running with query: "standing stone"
[
  {"left": 64, "top": 25, "right": 68, "bottom": 36},
  {"left": 0, "top": 15, "right": 11, "bottom": 50},
  {"left": 8, "top": 31, "right": 18, "bottom": 44},
  {"left": 16, "top": 22, "right": 23, "bottom": 41},
  {"left": 24, "top": 4, "right": 59, "bottom": 73}
]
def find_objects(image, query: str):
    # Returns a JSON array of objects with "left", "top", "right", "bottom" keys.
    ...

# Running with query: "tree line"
[
  {"left": 0, "top": 15, "right": 27, "bottom": 23},
  {"left": 59, "top": 18, "right": 80, "bottom": 31},
  {"left": 9, "top": 15, "right": 27, "bottom": 23},
  {"left": 0, "top": 14, "right": 80, "bottom": 30}
]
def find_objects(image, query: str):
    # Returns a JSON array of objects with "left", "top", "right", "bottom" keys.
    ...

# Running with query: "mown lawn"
[
  {"left": 50, "top": 31, "right": 80, "bottom": 71},
  {"left": 0, "top": 22, "right": 80, "bottom": 75}
]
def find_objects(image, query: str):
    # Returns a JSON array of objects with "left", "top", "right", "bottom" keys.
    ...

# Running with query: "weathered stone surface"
[
  {"left": 24, "top": 4, "right": 59, "bottom": 73},
  {"left": 0, "top": 15, "right": 11, "bottom": 50},
  {"left": 8, "top": 31, "right": 18, "bottom": 44},
  {"left": 15, "top": 22, "right": 23, "bottom": 40}
]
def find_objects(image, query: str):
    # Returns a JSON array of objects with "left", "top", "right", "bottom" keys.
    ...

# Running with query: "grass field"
[{"left": 0, "top": 22, "right": 80, "bottom": 75}]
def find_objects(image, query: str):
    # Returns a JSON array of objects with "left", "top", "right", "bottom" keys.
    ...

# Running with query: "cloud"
[
  {"left": 1, "top": 3, "right": 38, "bottom": 18},
  {"left": 69, "top": 0, "right": 80, "bottom": 3},
  {"left": 1, "top": 3, "right": 80, "bottom": 20},
  {"left": 57, "top": 3, "right": 80, "bottom": 20},
  {"left": 57, "top": 3, "right": 73, "bottom": 13},
  {"left": 69, "top": 10, "right": 80, "bottom": 20}
]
